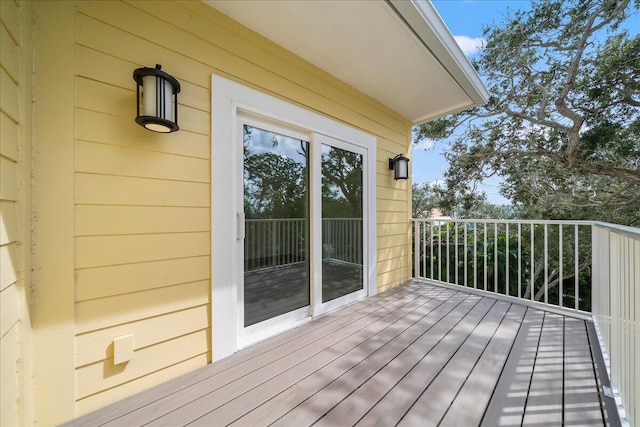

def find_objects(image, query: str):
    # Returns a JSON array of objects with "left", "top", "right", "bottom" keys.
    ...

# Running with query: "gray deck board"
[
  {"left": 190, "top": 289, "right": 453, "bottom": 426},
  {"left": 564, "top": 318, "right": 604, "bottom": 425},
  {"left": 102, "top": 285, "right": 426, "bottom": 426},
  {"left": 65, "top": 281, "right": 612, "bottom": 427},
  {"left": 223, "top": 289, "right": 456, "bottom": 426},
  {"left": 522, "top": 313, "right": 565, "bottom": 426},
  {"left": 362, "top": 300, "right": 514, "bottom": 427},
  {"left": 313, "top": 296, "right": 495, "bottom": 427},
  {"left": 438, "top": 303, "right": 527, "bottom": 426},
  {"left": 272, "top": 292, "right": 481, "bottom": 427},
  {"left": 481, "top": 308, "right": 544, "bottom": 426}
]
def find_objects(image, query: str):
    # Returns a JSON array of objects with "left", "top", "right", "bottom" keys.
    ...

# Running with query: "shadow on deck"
[{"left": 65, "top": 281, "right": 617, "bottom": 426}]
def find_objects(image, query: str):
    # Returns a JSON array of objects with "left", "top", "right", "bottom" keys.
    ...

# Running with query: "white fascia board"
[{"left": 388, "top": 0, "right": 490, "bottom": 122}]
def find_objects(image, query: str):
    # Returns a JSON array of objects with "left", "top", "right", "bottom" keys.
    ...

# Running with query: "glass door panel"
[
  {"left": 243, "top": 124, "right": 309, "bottom": 326},
  {"left": 321, "top": 144, "right": 364, "bottom": 302}
]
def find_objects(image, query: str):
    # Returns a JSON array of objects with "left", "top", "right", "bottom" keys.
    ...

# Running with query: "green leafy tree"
[{"left": 416, "top": 0, "right": 640, "bottom": 226}]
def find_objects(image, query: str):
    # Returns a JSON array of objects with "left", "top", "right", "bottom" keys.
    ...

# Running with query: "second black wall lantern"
[{"left": 389, "top": 154, "right": 410, "bottom": 180}]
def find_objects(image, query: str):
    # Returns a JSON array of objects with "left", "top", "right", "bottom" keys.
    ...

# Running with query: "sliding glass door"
[
  {"left": 242, "top": 123, "right": 310, "bottom": 327},
  {"left": 321, "top": 144, "right": 364, "bottom": 303},
  {"left": 238, "top": 115, "right": 367, "bottom": 342}
]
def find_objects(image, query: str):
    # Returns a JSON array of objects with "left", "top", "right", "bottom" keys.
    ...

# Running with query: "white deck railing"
[
  {"left": 411, "top": 218, "right": 639, "bottom": 426},
  {"left": 244, "top": 218, "right": 362, "bottom": 272},
  {"left": 592, "top": 222, "right": 639, "bottom": 427}
]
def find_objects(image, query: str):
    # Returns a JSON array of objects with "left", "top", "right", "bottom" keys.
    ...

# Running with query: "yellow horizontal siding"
[
  {"left": 76, "top": 305, "right": 209, "bottom": 367},
  {"left": 0, "top": 0, "right": 19, "bottom": 43},
  {"left": 76, "top": 330, "right": 208, "bottom": 399},
  {"left": 75, "top": 354, "right": 208, "bottom": 416},
  {"left": 0, "top": 201, "right": 17, "bottom": 246},
  {"left": 0, "top": 112, "right": 19, "bottom": 160},
  {"left": 0, "top": 67, "right": 19, "bottom": 122},
  {"left": 0, "top": 244, "right": 17, "bottom": 292},
  {"left": 76, "top": 77, "right": 210, "bottom": 135},
  {"left": 75, "top": 205, "right": 209, "bottom": 236},
  {"left": 76, "top": 45, "right": 211, "bottom": 113},
  {"left": 76, "top": 232, "right": 209, "bottom": 269},
  {"left": 1, "top": 324, "right": 19, "bottom": 427},
  {"left": 377, "top": 234, "right": 408, "bottom": 250},
  {"left": 1, "top": 1, "right": 30, "bottom": 424},
  {"left": 70, "top": 0, "right": 413, "bottom": 414},
  {"left": 75, "top": 174, "right": 209, "bottom": 207},
  {"left": 0, "top": 157, "right": 18, "bottom": 201},
  {"left": 76, "top": 110, "right": 210, "bottom": 159},
  {"left": 75, "top": 140, "right": 209, "bottom": 182},
  {"left": 76, "top": 256, "right": 211, "bottom": 301},
  {"left": 0, "top": 22, "right": 19, "bottom": 84},
  {"left": 75, "top": 280, "right": 209, "bottom": 334},
  {"left": 0, "top": 284, "right": 19, "bottom": 338}
]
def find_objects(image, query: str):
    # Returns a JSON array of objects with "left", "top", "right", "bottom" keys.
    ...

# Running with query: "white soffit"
[{"left": 205, "top": 0, "right": 489, "bottom": 124}]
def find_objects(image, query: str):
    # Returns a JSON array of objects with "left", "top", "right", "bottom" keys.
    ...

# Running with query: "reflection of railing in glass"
[{"left": 244, "top": 218, "right": 362, "bottom": 272}]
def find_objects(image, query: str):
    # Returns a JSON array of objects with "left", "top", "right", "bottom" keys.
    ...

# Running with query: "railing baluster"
[
  {"left": 506, "top": 223, "right": 510, "bottom": 297},
  {"left": 544, "top": 223, "right": 548, "bottom": 305},
  {"left": 531, "top": 224, "right": 535, "bottom": 301},
  {"left": 494, "top": 222, "right": 498, "bottom": 293},
  {"left": 559, "top": 225, "right": 563, "bottom": 308},
  {"left": 474, "top": 222, "right": 477, "bottom": 289},
  {"left": 414, "top": 220, "right": 419, "bottom": 279},
  {"left": 438, "top": 222, "right": 442, "bottom": 282},
  {"left": 446, "top": 223, "right": 450, "bottom": 284},
  {"left": 455, "top": 221, "right": 459, "bottom": 286},
  {"left": 484, "top": 222, "right": 488, "bottom": 292},
  {"left": 464, "top": 222, "right": 468, "bottom": 288},
  {"left": 430, "top": 221, "right": 434, "bottom": 281},
  {"left": 575, "top": 224, "right": 579, "bottom": 310},
  {"left": 518, "top": 223, "right": 521, "bottom": 299},
  {"left": 422, "top": 220, "right": 427, "bottom": 279}
]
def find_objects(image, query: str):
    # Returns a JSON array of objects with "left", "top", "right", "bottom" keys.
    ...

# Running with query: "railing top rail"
[
  {"left": 592, "top": 221, "right": 640, "bottom": 238},
  {"left": 410, "top": 218, "right": 593, "bottom": 226},
  {"left": 246, "top": 218, "right": 362, "bottom": 222}
]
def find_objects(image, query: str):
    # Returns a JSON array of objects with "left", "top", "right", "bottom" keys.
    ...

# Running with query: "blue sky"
[
  {"left": 413, "top": 1, "right": 532, "bottom": 205},
  {"left": 413, "top": 0, "right": 640, "bottom": 205}
]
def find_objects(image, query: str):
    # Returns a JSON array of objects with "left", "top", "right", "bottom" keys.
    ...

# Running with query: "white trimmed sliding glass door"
[
  {"left": 212, "top": 74, "right": 376, "bottom": 358},
  {"left": 238, "top": 114, "right": 367, "bottom": 346}
]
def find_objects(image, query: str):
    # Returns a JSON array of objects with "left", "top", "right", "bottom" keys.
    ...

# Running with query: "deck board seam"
[
  {"left": 521, "top": 310, "right": 546, "bottom": 426},
  {"left": 98, "top": 287, "right": 441, "bottom": 426},
  {"left": 348, "top": 293, "right": 496, "bottom": 426},
  {"left": 139, "top": 289, "right": 451, "bottom": 425},
  {"left": 189, "top": 288, "right": 456, "bottom": 426},
  {"left": 396, "top": 300, "right": 512, "bottom": 426},
  {"left": 269, "top": 290, "right": 480, "bottom": 426},
  {"left": 434, "top": 302, "right": 522, "bottom": 426},
  {"left": 477, "top": 306, "right": 530, "bottom": 425},
  {"left": 314, "top": 294, "right": 493, "bottom": 426}
]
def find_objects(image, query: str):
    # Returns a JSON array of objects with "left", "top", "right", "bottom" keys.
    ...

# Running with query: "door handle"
[{"left": 237, "top": 212, "right": 245, "bottom": 240}]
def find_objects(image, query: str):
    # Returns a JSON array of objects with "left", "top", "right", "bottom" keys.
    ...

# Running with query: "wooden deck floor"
[{"left": 66, "top": 281, "right": 616, "bottom": 427}]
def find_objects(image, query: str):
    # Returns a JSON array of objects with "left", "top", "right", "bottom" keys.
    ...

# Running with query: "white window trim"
[{"left": 211, "top": 74, "right": 377, "bottom": 360}]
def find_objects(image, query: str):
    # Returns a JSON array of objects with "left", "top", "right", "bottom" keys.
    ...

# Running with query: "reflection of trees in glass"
[
  {"left": 243, "top": 125, "right": 308, "bottom": 219},
  {"left": 322, "top": 146, "right": 363, "bottom": 218}
]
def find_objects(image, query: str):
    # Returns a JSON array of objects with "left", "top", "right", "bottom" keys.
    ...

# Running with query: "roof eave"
[{"left": 388, "top": 0, "right": 490, "bottom": 124}]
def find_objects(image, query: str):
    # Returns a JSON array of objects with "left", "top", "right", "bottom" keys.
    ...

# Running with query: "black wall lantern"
[
  {"left": 133, "top": 64, "right": 181, "bottom": 133},
  {"left": 389, "top": 154, "right": 410, "bottom": 180}
]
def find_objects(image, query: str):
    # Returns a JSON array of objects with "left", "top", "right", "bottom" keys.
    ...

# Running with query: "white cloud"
[
  {"left": 414, "top": 139, "right": 436, "bottom": 150},
  {"left": 453, "top": 35, "right": 485, "bottom": 56}
]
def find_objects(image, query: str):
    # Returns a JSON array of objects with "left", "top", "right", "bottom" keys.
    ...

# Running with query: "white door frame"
[{"left": 211, "top": 74, "right": 377, "bottom": 360}]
